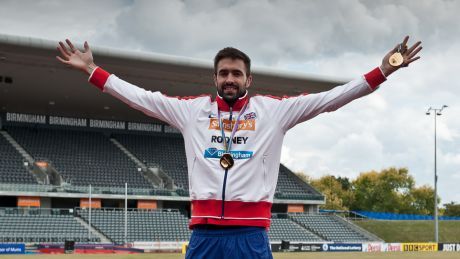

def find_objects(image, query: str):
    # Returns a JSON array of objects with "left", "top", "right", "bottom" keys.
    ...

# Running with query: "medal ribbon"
[
  {"left": 217, "top": 100, "right": 248, "bottom": 219},
  {"left": 217, "top": 101, "right": 249, "bottom": 153}
]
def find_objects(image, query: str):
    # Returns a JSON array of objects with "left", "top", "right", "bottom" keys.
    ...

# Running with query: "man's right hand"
[{"left": 56, "top": 39, "right": 97, "bottom": 75}]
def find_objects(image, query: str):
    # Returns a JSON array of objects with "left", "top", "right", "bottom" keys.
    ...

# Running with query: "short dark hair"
[{"left": 214, "top": 47, "right": 251, "bottom": 75}]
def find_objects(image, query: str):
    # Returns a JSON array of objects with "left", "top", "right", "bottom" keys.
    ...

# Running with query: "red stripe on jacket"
[{"left": 190, "top": 199, "right": 272, "bottom": 229}]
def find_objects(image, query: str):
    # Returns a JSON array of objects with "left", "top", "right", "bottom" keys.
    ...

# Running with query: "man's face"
[{"left": 214, "top": 58, "right": 252, "bottom": 104}]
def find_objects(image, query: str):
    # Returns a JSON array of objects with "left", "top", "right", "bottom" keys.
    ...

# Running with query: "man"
[{"left": 56, "top": 36, "right": 421, "bottom": 258}]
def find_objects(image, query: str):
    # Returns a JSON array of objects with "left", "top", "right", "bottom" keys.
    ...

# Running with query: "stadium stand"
[
  {"left": 0, "top": 132, "right": 37, "bottom": 184},
  {"left": 74, "top": 209, "right": 374, "bottom": 244},
  {"left": 113, "top": 133, "right": 323, "bottom": 201},
  {"left": 4, "top": 123, "right": 379, "bottom": 245},
  {"left": 74, "top": 209, "right": 375, "bottom": 244},
  {"left": 0, "top": 205, "right": 378, "bottom": 245},
  {"left": 290, "top": 213, "right": 379, "bottom": 242},
  {"left": 275, "top": 164, "right": 324, "bottom": 200},
  {"left": 276, "top": 165, "right": 307, "bottom": 193},
  {"left": 113, "top": 133, "right": 189, "bottom": 190},
  {"left": 77, "top": 208, "right": 191, "bottom": 244},
  {"left": 268, "top": 215, "right": 324, "bottom": 242},
  {"left": 1, "top": 124, "right": 324, "bottom": 202},
  {"left": 0, "top": 123, "right": 325, "bottom": 203},
  {"left": 5, "top": 126, "right": 152, "bottom": 188},
  {"left": 0, "top": 208, "right": 100, "bottom": 243}
]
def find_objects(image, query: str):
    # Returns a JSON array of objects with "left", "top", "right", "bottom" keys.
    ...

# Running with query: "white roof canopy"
[{"left": 0, "top": 34, "right": 345, "bottom": 123}]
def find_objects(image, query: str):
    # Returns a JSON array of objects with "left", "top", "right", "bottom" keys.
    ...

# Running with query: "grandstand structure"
[{"left": 0, "top": 34, "right": 381, "bottom": 245}]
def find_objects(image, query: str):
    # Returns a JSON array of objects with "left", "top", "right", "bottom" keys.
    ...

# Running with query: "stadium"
[{"left": 0, "top": 34, "right": 459, "bottom": 258}]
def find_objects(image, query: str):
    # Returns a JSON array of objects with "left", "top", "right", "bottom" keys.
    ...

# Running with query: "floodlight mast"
[{"left": 425, "top": 105, "right": 447, "bottom": 243}]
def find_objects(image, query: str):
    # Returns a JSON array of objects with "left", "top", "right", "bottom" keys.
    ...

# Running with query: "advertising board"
[
  {"left": 384, "top": 243, "right": 402, "bottom": 252},
  {"left": 439, "top": 243, "right": 460, "bottom": 252},
  {"left": 402, "top": 243, "right": 437, "bottom": 252},
  {"left": 0, "top": 244, "right": 25, "bottom": 254},
  {"left": 362, "top": 242, "right": 384, "bottom": 252},
  {"left": 322, "top": 243, "right": 362, "bottom": 252},
  {"left": 270, "top": 243, "right": 325, "bottom": 252}
]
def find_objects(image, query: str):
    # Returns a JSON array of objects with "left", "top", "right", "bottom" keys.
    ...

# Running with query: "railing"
[
  {"left": 0, "top": 183, "right": 54, "bottom": 192},
  {"left": 0, "top": 206, "right": 73, "bottom": 216},
  {"left": 1, "top": 182, "right": 325, "bottom": 200},
  {"left": 75, "top": 207, "right": 183, "bottom": 213},
  {"left": 0, "top": 183, "right": 175, "bottom": 196},
  {"left": 274, "top": 191, "right": 325, "bottom": 201}
]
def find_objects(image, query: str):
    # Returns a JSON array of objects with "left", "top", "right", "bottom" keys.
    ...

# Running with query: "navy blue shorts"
[{"left": 185, "top": 226, "right": 273, "bottom": 259}]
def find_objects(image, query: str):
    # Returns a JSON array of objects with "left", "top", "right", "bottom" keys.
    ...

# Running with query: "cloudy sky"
[{"left": 1, "top": 0, "right": 459, "bottom": 204}]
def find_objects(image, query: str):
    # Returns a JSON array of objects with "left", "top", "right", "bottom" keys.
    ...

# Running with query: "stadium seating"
[
  {"left": 4, "top": 124, "right": 374, "bottom": 245},
  {"left": 0, "top": 209, "right": 100, "bottom": 243},
  {"left": 290, "top": 213, "right": 376, "bottom": 242},
  {"left": 0, "top": 204, "right": 380, "bottom": 244},
  {"left": 113, "top": 133, "right": 189, "bottom": 190},
  {"left": 0, "top": 133, "right": 37, "bottom": 184},
  {"left": 3, "top": 125, "right": 323, "bottom": 202},
  {"left": 276, "top": 164, "right": 307, "bottom": 193},
  {"left": 5, "top": 126, "right": 152, "bottom": 188},
  {"left": 268, "top": 217, "right": 324, "bottom": 242},
  {"left": 274, "top": 165, "right": 324, "bottom": 200},
  {"left": 113, "top": 133, "right": 324, "bottom": 201},
  {"left": 75, "top": 209, "right": 373, "bottom": 244},
  {"left": 77, "top": 208, "right": 191, "bottom": 244}
]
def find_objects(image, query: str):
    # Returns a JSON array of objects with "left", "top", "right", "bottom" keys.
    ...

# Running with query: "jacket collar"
[{"left": 216, "top": 91, "right": 249, "bottom": 112}]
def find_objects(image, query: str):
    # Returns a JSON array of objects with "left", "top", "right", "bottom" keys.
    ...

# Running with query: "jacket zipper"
[{"left": 221, "top": 107, "right": 233, "bottom": 219}]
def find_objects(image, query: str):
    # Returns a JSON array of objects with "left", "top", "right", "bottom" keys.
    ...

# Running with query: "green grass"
[
  {"left": 354, "top": 220, "right": 460, "bottom": 243},
  {"left": 1, "top": 252, "right": 460, "bottom": 259}
]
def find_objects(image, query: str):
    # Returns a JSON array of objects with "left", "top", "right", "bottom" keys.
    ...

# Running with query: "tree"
[
  {"left": 444, "top": 202, "right": 460, "bottom": 216},
  {"left": 409, "top": 185, "right": 435, "bottom": 215},
  {"left": 296, "top": 167, "right": 438, "bottom": 215},
  {"left": 309, "top": 175, "right": 353, "bottom": 211},
  {"left": 350, "top": 167, "right": 415, "bottom": 213}
]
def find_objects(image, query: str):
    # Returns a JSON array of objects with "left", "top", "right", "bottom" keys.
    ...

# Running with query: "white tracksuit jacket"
[{"left": 89, "top": 66, "right": 386, "bottom": 228}]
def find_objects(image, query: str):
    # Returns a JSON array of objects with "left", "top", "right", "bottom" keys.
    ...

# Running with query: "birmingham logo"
[{"left": 204, "top": 148, "right": 253, "bottom": 159}]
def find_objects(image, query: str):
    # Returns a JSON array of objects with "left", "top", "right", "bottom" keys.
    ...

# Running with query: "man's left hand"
[{"left": 380, "top": 35, "right": 422, "bottom": 77}]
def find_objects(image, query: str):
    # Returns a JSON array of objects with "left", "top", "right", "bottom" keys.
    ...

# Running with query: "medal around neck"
[
  {"left": 220, "top": 153, "right": 234, "bottom": 170},
  {"left": 216, "top": 101, "right": 249, "bottom": 171}
]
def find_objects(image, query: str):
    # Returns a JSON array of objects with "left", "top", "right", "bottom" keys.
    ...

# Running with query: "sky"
[{"left": 0, "top": 0, "right": 459, "bottom": 204}]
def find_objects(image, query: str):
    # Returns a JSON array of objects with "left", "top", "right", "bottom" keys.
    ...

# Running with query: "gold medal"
[
  {"left": 220, "top": 153, "right": 234, "bottom": 170},
  {"left": 389, "top": 43, "right": 405, "bottom": 67},
  {"left": 389, "top": 52, "right": 404, "bottom": 67}
]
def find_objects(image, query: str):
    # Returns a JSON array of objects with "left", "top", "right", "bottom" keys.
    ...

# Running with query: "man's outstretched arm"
[
  {"left": 55, "top": 39, "right": 197, "bottom": 131},
  {"left": 275, "top": 36, "right": 423, "bottom": 131}
]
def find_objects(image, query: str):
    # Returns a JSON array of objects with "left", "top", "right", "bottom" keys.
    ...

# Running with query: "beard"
[{"left": 218, "top": 83, "right": 247, "bottom": 105}]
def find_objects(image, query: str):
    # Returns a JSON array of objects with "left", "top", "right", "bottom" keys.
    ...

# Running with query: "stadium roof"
[{"left": 0, "top": 34, "right": 346, "bottom": 123}]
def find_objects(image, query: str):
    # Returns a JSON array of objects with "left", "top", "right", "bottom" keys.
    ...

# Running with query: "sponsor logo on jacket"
[
  {"left": 203, "top": 148, "right": 253, "bottom": 159},
  {"left": 209, "top": 118, "right": 255, "bottom": 131}
]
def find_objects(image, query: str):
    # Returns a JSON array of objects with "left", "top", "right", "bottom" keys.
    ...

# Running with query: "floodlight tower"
[{"left": 425, "top": 105, "right": 447, "bottom": 243}]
